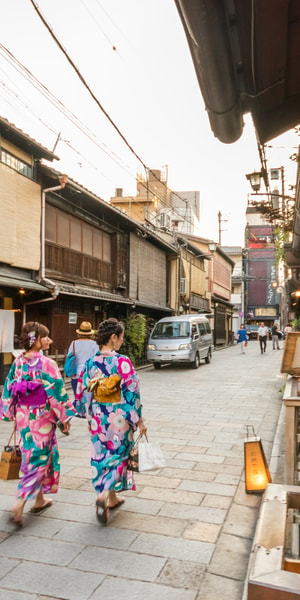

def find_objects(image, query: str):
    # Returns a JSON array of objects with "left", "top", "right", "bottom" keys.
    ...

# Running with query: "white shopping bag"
[{"left": 138, "top": 439, "right": 166, "bottom": 471}]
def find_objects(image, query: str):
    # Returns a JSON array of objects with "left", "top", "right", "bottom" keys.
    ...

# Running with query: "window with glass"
[
  {"left": 0, "top": 149, "right": 33, "bottom": 179},
  {"left": 151, "top": 321, "right": 190, "bottom": 338}
]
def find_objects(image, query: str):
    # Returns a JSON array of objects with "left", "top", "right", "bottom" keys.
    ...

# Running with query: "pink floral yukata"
[{"left": 0, "top": 352, "right": 75, "bottom": 501}]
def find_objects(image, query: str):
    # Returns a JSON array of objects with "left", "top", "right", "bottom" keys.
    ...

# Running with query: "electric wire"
[
  {"left": 0, "top": 43, "right": 129, "bottom": 172},
  {"left": 0, "top": 64, "right": 194, "bottom": 230},
  {"left": 80, "top": 0, "right": 123, "bottom": 59},
  {"left": 0, "top": 13, "right": 202, "bottom": 236},
  {"left": 28, "top": 2, "right": 194, "bottom": 215},
  {"left": 30, "top": 0, "right": 148, "bottom": 172}
]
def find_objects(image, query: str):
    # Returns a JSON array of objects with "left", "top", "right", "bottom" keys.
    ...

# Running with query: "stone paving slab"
[
  {"left": 197, "top": 572, "right": 244, "bottom": 600},
  {"left": 162, "top": 467, "right": 216, "bottom": 481},
  {"left": 158, "top": 502, "right": 227, "bottom": 524},
  {"left": 90, "top": 576, "right": 197, "bottom": 600},
  {"left": 0, "top": 514, "right": 64, "bottom": 538},
  {"left": 183, "top": 520, "right": 221, "bottom": 543},
  {"left": 70, "top": 545, "right": 166, "bottom": 581},
  {"left": 0, "top": 556, "right": 20, "bottom": 578},
  {"left": 0, "top": 534, "right": 84, "bottom": 565},
  {"left": 2, "top": 591, "right": 37, "bottom": 600},
  {"left": 164, "top": 458, "right": 197, "bottom": 469},
  {"left": 135, "top": 474, "right": 182, "bottom": 489},
  {"left": 178, "top": 479, "right": 236, "bottom": 497},
  {"left": 130, "top": 532, "right": 215, "bottom": 564},
  {"left": 222, "top": 503, "right": 258, "bottom": 538},
  {"left": 1, "top": 562, "right": 104, "bottom": 600},
  {"left": 137, "top": 486, "right": 204, "bottom": 505},
  {"left": 208, "top": 532, "right": 253, "bottom": 580},
  {"left": 158, "top": 558, "right": 206, "bottom": 589},
  {"left": 112, "top": 510, "right": 186, "bottom": 536},
  {"left": 54, "top": 520, "right": 139, "bottom": 549}
]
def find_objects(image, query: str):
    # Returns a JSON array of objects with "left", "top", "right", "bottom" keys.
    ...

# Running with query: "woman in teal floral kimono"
[
  {"left": 78, "top": 318, "right": 147, "bottom": 525},
  {"left": 0, "top": 322, "right": 75, "bottom": 526}
]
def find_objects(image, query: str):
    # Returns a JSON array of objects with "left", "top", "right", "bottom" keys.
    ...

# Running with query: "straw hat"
[{"left": 76, "top": 321, "right": 94, "bottom": 336}]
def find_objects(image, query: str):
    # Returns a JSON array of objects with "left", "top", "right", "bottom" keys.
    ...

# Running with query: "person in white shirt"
[
  {"left": 284, "top": 323, "right": 293, "bottom": 335},
  {"left": 257, "top": 322, "right": 269, "bottom": 354}
]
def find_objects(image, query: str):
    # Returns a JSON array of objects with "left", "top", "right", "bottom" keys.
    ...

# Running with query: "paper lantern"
[{"left": 244, "top": 426, "right": 271, "bottom": 493}]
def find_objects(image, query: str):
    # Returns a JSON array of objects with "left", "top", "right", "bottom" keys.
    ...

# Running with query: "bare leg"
[
  {"left": 32, "top": 489, "right": 52, "bottom": 510},
  {"left": 108, "top": 490, "right": 124, "bottom": 508},
  {"left": 12, "top": 498, "right": 26, "bottom": 526}
]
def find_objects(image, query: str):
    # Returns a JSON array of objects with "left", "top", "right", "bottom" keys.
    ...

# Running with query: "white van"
[{"left": 147, "top": 314, "right": 214, "bottom": 369}]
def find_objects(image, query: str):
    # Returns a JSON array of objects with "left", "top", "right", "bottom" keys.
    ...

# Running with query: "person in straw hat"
[{"left": 66, "top": 321, "right": 98, "bottom": 416}]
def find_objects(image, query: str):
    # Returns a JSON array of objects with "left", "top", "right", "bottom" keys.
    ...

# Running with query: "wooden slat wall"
[{"left": 0, "top": 163, "right": 41, "bottom": 269}]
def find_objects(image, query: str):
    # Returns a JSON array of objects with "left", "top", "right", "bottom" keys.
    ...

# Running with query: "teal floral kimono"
[{"left": 78, "top": 351, "right": 142, "bottom": 494}]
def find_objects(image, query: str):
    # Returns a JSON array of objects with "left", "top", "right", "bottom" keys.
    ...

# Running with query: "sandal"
[
  {"left": 96, "top": 498, "right": 109, "bottom": 525},
  {"left": 30, "top": 499, "right": 53, "bottom": 514},
  {"left": 109, "top": 498, "right": 125, "bottom": 510}
]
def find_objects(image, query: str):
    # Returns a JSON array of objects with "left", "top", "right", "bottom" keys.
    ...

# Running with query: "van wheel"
[
  {"left": 205, "top": 349, "right": 212, "bottom": 364},
  {"left": 153, "top": 362, "right": 161, "bottom": 370},
  {"left": 191, "top": 352, "right": 200, "bottom": 369}
]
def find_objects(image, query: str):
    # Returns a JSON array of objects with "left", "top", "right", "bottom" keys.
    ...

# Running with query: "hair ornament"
[{"left": 28, "top": 331, "right": 36, "bottom": 347}]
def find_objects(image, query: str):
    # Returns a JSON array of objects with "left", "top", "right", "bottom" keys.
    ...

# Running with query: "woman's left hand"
[{"left": 63, "top": 421, "right": 71, "bottom": 434}]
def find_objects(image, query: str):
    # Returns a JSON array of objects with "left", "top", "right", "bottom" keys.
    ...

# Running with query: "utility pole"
[
  {"left": 218, "top": 211, "right": 222, "bottom": 245},
  {"left": 218, "top": 211, "right": 228, "bottom": 245}
]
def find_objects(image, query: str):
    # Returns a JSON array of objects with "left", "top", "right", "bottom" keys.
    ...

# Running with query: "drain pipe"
[{"left": 21, "top": 175, "right": 68, "bottom": 326}]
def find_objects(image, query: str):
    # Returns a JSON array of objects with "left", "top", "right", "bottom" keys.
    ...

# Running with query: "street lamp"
[
  {"left": 246, "top": 169, "right": 269, "bottom": 193},
  {"left": 246, "top": 171, "right": 263, "bottom": 193}
]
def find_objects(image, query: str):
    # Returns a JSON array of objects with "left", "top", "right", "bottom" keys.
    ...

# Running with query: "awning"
[
  {"left": 212, "top": 295, "right": 234, "bottom": 308},
  {"left": 56, "top": 282, "right": 132, "bottom": 304},
  {"left": 0, "top": 275, "right": 48, "bottom": 292},
  {"left": 134, "top": 300, "right": 172, "bottom": 312}
]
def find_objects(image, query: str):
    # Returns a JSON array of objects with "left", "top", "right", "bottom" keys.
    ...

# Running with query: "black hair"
[
  {"left": 96, "top": 318, "right": 124, "bottom": 348},
  {"left": 19, "top": 321, "right": 49, "bottom": 351}
]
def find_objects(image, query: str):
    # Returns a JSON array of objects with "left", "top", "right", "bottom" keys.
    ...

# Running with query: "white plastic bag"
[{"left": 138, "top": 439, "right": 166, "bottom": 471}]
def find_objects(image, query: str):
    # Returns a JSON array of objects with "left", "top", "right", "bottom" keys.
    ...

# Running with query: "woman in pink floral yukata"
[{"left": 0, "top": 321, "right": 75, "bottom": 526}]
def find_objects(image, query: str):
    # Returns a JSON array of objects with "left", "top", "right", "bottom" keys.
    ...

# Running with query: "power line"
[
  {"left": 0, "top": 13, "right": 203, "bottom": 235},
  {"left": 0, "top": 43, "right": 130, "bottom": 172},
  {"left": 28, "top": 1, "right": 195, "bottom": 220},
  {"left": 30, "top": 0, "right": 148, "bottom": 172},
  {"left": 0, "top": 50, "right": 194, "bottom": 226}
]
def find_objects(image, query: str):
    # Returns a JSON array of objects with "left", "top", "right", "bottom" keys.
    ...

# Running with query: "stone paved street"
[{"left": 0, "top": 340, "right": 285, "bottom": 599}]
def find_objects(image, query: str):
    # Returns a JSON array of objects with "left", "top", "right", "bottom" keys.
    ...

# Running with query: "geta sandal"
[{"left": 96, "top": 498, "right": 109, "bottom": 525}]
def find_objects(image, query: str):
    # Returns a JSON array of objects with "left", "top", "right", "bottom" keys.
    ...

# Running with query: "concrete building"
[
  {"left": 244, "top": 205, "right": 278, "bottom": 325},
  {"left": 221, "top": 246, "right": 245, "bottom": 335}
]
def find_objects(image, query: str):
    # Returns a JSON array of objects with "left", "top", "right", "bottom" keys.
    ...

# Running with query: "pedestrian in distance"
[
  {"left": 257, "top": 322, "right": 269, "bottom": 354},
  {"left": 271, "top": 323, "right": 281, "bottom": 350},
  {"left": 284, "top": 322, "right": 293, "bottom": 335},
  {"left": 236, "top": 323, "right": 248, "bottom": 353},
  {"left": 77, "top": 317, "right": 147, "bottom": 526},
  {"left": 66, "top": 321, "right": 98, "bottom": 417},
  {"left": 0, "top": 321, "right": 75, "bottom": 527}
]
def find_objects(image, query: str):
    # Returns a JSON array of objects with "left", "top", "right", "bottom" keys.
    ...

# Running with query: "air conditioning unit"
[
  {"left": 180, "top": 278, "right": 187, "bottom": 294},
  {"left": 159, "top": 212, "right": 169, "bottom": 228}
]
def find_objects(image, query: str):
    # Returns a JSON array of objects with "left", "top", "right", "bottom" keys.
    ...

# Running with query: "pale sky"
[{"left": 0, "top": 0, "right": 299, "bottom": 246}]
